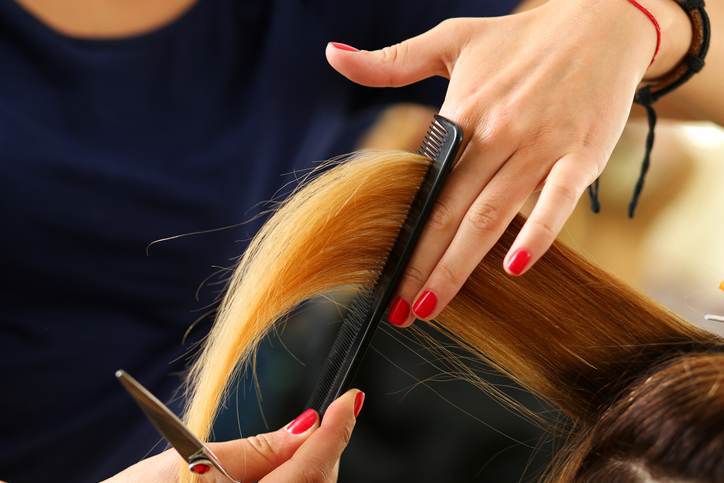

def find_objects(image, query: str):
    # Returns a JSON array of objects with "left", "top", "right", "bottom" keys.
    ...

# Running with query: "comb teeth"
[
  {"left": 307, "top": 289, "right": 374, "bottom": 411},
  {"left": 417, "top": 117, "right": 448, "bottom": 160},
  {"left": 308, "top": 115, "right": 462, "bottom": 415}
]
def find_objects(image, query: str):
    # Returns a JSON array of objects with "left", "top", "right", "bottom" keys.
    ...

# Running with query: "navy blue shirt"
[{"left": 0, "top": 1, "right": 518, "bottom": 481}]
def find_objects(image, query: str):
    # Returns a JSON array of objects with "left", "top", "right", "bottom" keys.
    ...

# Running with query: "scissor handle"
[{"left": 188, "top": 457, "right": 240, "bottom": 483}]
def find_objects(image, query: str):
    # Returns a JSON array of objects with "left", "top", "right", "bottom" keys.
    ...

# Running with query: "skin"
[
  {"left": 325, "top": 0, "right": 724, "bottom": 326},
  {"left": 104, "top": 389, "right": 361, "bottom": 482},
  {"left": 16, "top": 0, "right": 196, "bottom": 38}
]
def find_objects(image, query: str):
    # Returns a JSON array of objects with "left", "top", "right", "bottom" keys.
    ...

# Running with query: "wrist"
[
  {"left": 631, "top": 0, "right": 693, "bottom": 80},
  {"left": 547, "top": 0, "right": 693, "bottom": 82}
]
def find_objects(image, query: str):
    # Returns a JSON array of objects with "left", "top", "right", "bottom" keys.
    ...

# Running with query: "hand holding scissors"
[{"left": 106, "top": 371, "right": 363, "bottom": 482}]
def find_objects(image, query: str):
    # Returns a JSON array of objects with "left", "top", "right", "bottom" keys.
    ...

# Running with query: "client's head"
[
  {"left": 558, "top": 352, "right": 724, "bottom": 482},
  {"left": 181, "top": 150, "right": 723, "bottom": 482}
]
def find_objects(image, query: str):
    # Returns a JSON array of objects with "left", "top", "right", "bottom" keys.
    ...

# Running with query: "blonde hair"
[{"left": 182, "top": 150, "right": 723, "bottom": 482}]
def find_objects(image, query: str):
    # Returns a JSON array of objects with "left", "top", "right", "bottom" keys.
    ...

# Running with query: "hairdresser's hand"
[
  {"left": 104, "top": 389, "right": 364, "bottom": 483},
  {"left": 326, "top": 0, "right": 692, "bottom": 325}
]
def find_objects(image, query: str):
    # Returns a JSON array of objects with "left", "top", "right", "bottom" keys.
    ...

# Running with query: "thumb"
[
  {"left": 261, "top": 389, "right": 364, "bottom": 482},
  {"left": 325, "top": 19, "right": 464, "bottom": 88},
  {"left": 207, "top": 408, "right": 320, "bottom": 481}
]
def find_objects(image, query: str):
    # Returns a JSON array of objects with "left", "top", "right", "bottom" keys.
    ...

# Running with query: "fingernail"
[
  {"left": 412, "top": 290, "right": 437, "bottom": 319},
  {"left": 387, "top": 296, "right": 410, "bottom": 327},
  {"left": 354, "top": 391, "right": 365, "bottom": 417},
  {"left": 329, "top": 42, "right": 359, "bottom": 52},
  {"left": 507, "top": 249, "right": 531, "bottom": 276},
  {"left": 286, "top": 408, "right": 318, "bottom": 435}
]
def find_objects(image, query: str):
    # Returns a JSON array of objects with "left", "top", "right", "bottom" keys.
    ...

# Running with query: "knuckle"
[
  {"left": 339, "top": 420, "right": 355, "bottom": 447},
  {"left": 477, "top": 113, "right": 514, "bottom": 147},
  {"left": 401, "top": 264, "right": 426, "bottom": 287},
  {"left": 556, "top": 151, "right": 603, "bottom": 188},
  {"left": 245, "top": 433, "right": 279, "bottom": 466},
  {"left": 569, "top": 159, "right": 601, "bottom": 187},
  {"left": 529, "top": 217, "right": 557, "bottom": 239},
  {"left": 465, "top": 201, "right": 499, "bottom": 234},
  {"left": 299, "top": 462, "right": 331, "bottom": 483},
  {"left": 448, "top": 100, "right": 481, "bottom": 130},
  {"left": 437, "top": 262, "right": 463, "bottom": 288},
  {"left": 448, "top": 88, "right": 481, "bottom": 117},
  {"left": 435, "top": 18, "right": 466, "bottom": 37},
  {"left": 549, "top": 182, "right": 580, "bottom": 206},
  {"left": 380, "top": 42, "right": 403, "bottom": 64},
  {"left": 427, "top": 200, "right": 455, "bottom": 232},
  {"left": 578, "top": 145, "right": 608, "bottom": 180},
  {"left": 437, "top": 18, "right": 458, "bottom": 32}
]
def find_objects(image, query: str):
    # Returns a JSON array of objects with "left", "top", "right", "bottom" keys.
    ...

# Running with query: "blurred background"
[
  {"left": 562, "top": 120, "right": 724, "bottom": 339},
  {"left": 212, "top": 105, "right": 723, "bottom": 482}
]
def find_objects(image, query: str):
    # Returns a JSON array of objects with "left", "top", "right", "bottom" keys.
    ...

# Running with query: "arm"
[{"left": 325, "top": 0, "right": 721, "bottom": 327}]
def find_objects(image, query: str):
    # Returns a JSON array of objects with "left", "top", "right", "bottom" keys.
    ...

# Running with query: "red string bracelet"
[{"left": 627, "top": 0, "right": 662, "bottom": 65}]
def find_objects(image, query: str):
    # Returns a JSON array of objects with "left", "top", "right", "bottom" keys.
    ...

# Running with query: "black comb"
[{"left": 308, "top": 115, "right": 463, "bottom": 414}]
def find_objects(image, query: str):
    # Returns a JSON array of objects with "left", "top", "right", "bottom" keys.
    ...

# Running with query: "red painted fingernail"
[
  {"left": 507, "top": 249, "right": 531, "bottom": 276},
  {"left": 354, "top": 391, "right": 365, "bottom": 417},
  {"left": 286, "top": 408, "right": 318, "bottom": 434},
  {"left": 387, "top": 296, "right": 410, "bottom": 326},
  {"left": 412, "top": 290, "right": 437, "bottom": 319},
  {"left": 329, "top": 42, "right": 359, "bottom": 52}
]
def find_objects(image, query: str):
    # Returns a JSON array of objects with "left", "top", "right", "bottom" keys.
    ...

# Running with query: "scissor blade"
[{"left": 116, "top": 370, "right": 204, "bottom": 462}]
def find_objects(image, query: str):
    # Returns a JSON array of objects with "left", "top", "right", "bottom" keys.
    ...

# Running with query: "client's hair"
[{"left": 182, "top": 151, "right": 723, "bottom": 482}]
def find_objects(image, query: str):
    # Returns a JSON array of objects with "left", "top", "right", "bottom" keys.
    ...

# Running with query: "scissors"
[{"left": 116, "top": 370, "right": 240, "bottom": 482}]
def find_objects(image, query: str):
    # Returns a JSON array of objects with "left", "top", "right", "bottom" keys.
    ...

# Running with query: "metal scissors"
[{"left": 116, "top": 370, "right": 240, "bottom": 482}]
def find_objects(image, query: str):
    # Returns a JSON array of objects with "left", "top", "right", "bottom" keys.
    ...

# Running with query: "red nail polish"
[
  {"left": 329, "top": 42, "right": 359, "bottom": 52},
  {"left": 507, "top": 249, "right": 531, "bottom": 276},
  {"left": 387, "top": 296, "right": 410, "bottom": 326},
  {"left": 354, "top": 391, "right": 365, "bottom": 417},
  {"left": 412, "top": 290, "right": 437, "bottom": 319},
  {"left": 286, "top": 408, "right": 318, "bottom": 434}
]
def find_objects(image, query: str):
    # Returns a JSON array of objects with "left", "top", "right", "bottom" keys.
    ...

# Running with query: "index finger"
[{"left": 261, "top": 389, "right": 364, "bottom": 483}]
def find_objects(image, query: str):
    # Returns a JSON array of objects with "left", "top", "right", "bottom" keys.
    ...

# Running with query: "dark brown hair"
[{"left": 559, "top": 353, "right": 724, "bottom": 482}]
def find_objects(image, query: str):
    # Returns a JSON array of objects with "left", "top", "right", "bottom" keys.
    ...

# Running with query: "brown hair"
[
  {"left": 562, "top": 353, "right": 724, "bottom": 482},
  {"left": 181, "top": 150, "right": 723, "bottom": 482}
]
